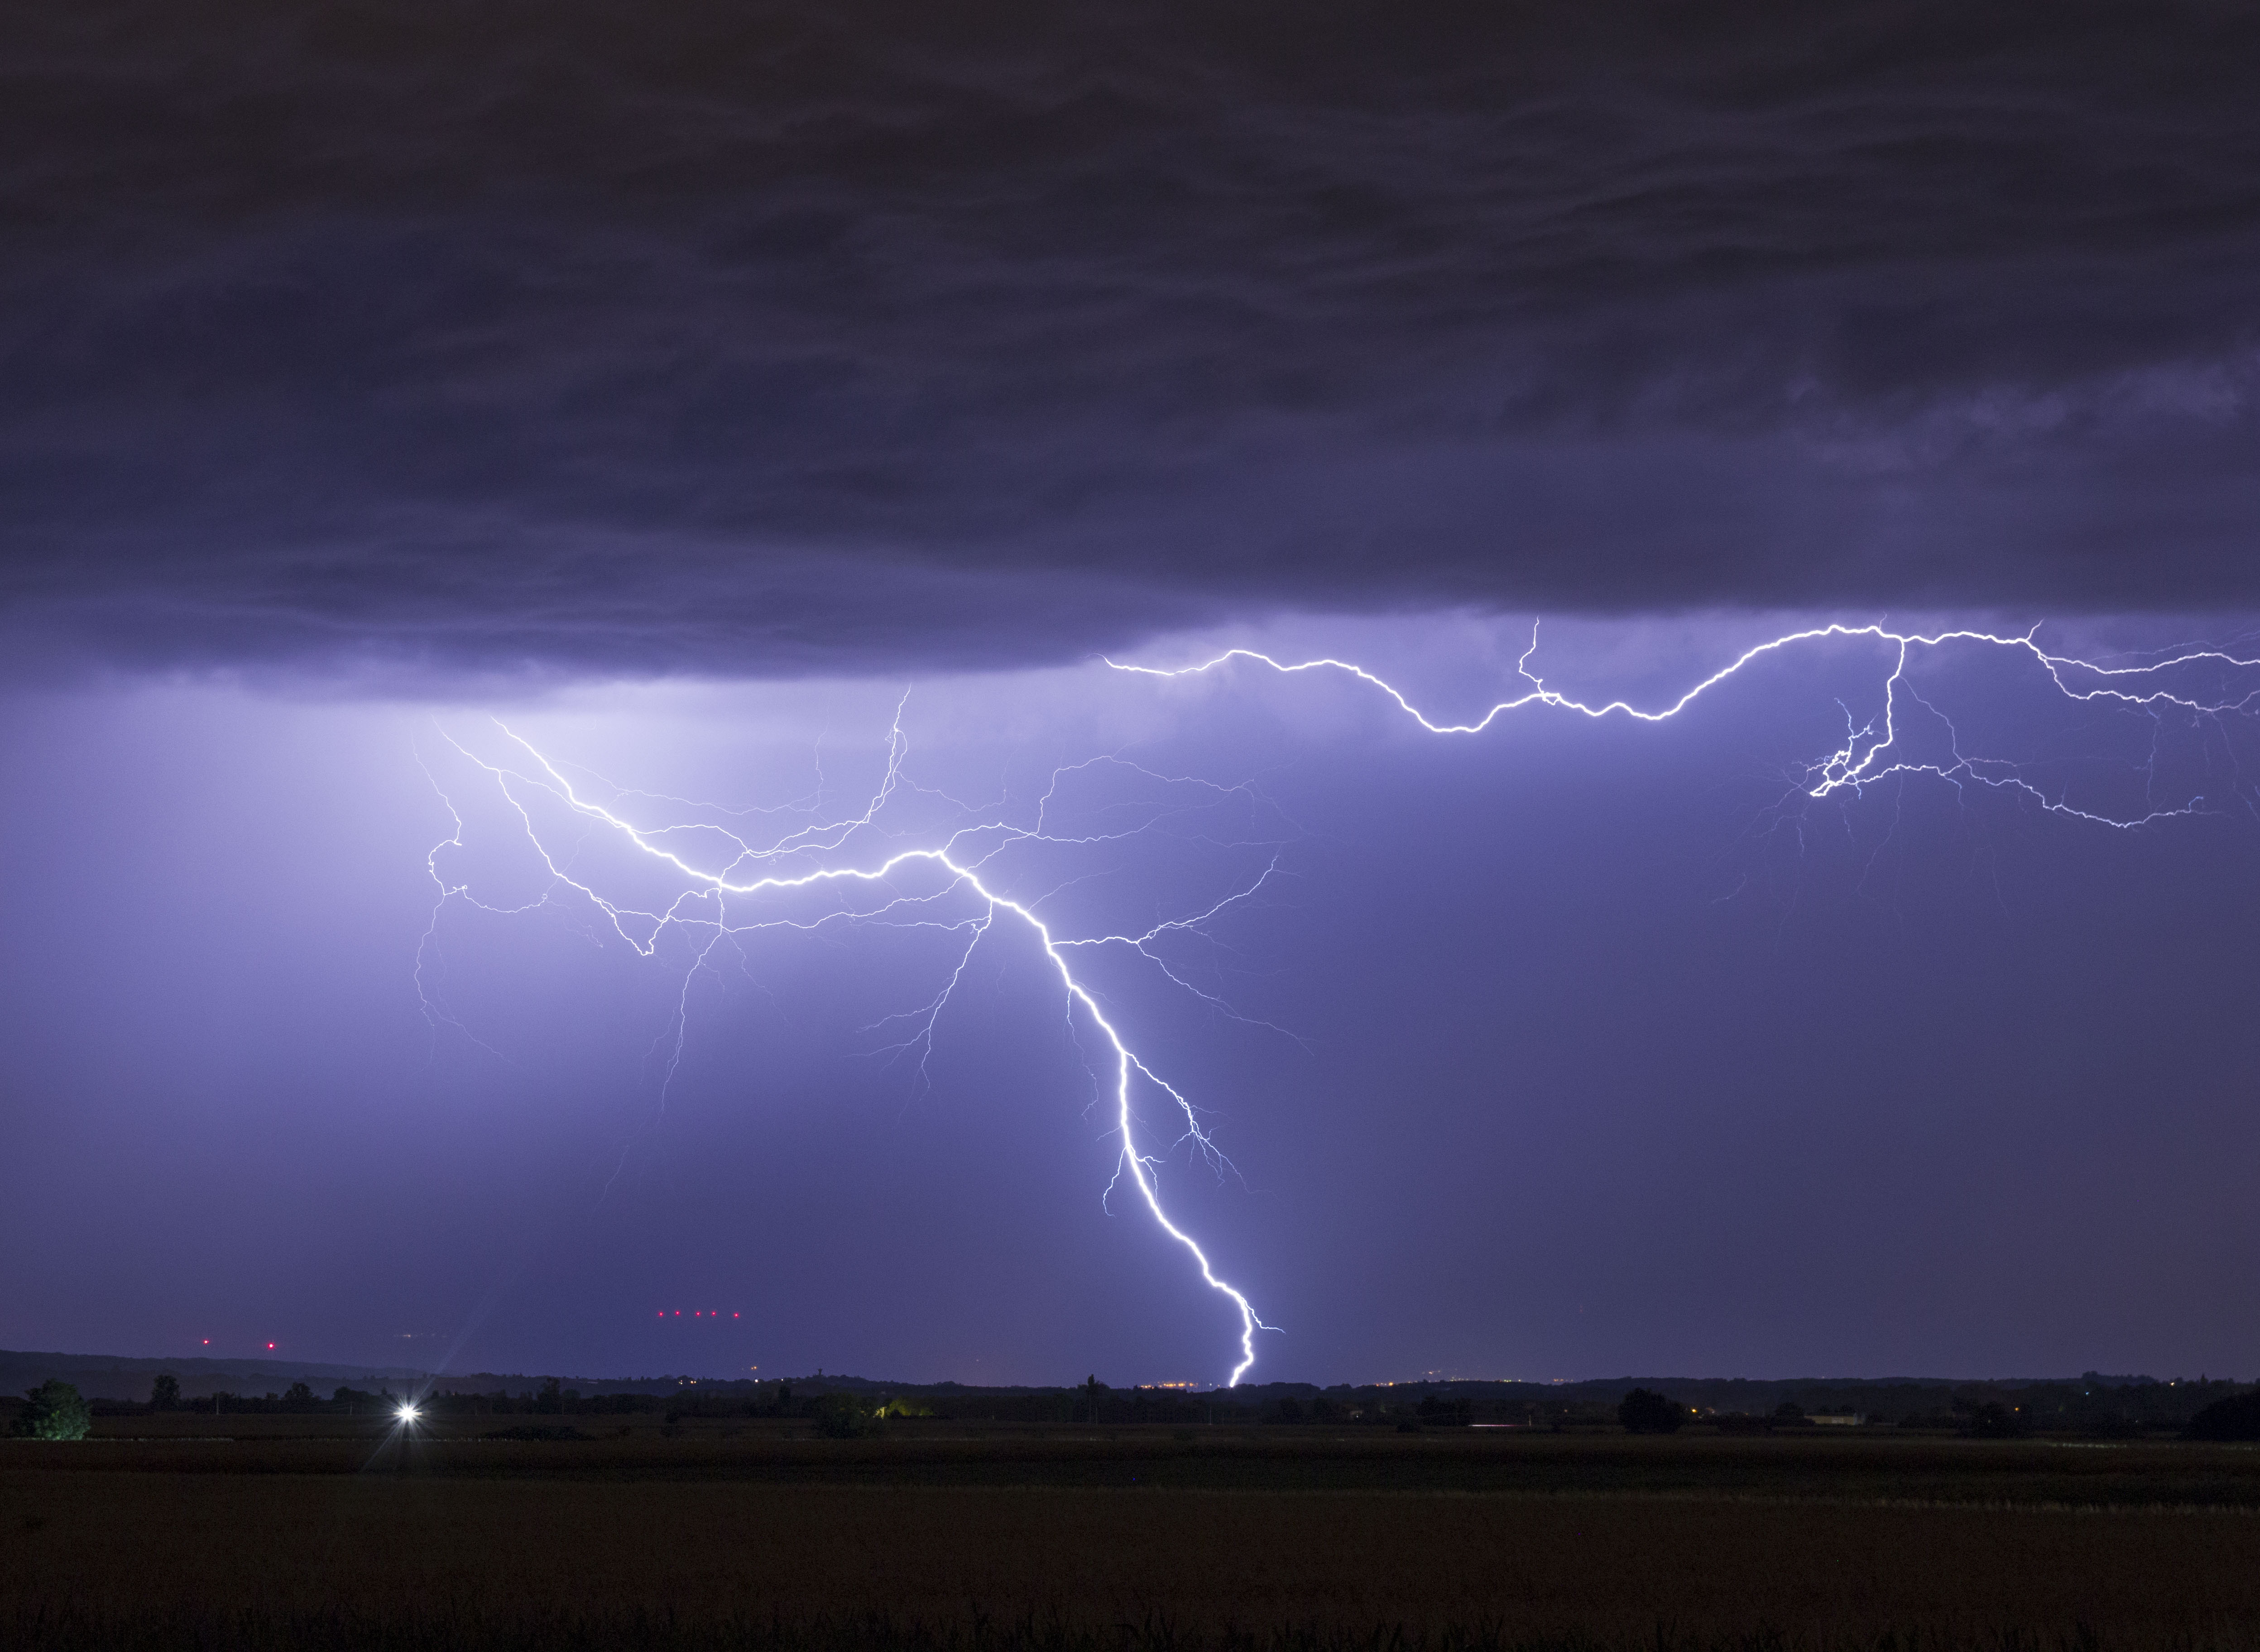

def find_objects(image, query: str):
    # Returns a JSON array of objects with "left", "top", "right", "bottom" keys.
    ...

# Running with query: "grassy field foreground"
[{"left": 5, "top": 1424, "right": 2259, "bottom": 1650}]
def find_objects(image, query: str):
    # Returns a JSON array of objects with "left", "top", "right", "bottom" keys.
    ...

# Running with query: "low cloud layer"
[{"left": 6, "top": 1, "right": 2260, "bottom": 677}]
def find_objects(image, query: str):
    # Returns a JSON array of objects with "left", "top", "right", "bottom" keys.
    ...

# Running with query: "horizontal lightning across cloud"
[{"left": 1111, "top": 623, "right": 2260, "bottom": 830}]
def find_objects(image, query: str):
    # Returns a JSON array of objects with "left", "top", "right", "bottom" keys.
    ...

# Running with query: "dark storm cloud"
[{"left": 5, "top": 1, "right": 2260, "bottom": 676}]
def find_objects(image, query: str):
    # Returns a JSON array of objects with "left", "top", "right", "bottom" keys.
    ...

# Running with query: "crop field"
[{"left": 6, "top": 1421, "right": 2259, "bottom": 1651}]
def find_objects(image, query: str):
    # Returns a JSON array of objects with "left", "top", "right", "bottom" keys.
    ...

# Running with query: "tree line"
[{"left": 14, "top": 1370, "right": 2259, "bottom": 1441}]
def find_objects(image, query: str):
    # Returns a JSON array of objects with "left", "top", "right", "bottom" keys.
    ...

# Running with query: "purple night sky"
[{"left": 4, "top": 4, "right": 2260, "bottom": 1387}]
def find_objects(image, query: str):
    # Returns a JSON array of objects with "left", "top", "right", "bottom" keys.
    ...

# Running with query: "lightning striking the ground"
[
  {"left": 418, "top": 710, "right": 1279, "bottom": 1385},
  {"left": 417, "top": 619, "right": 2260, "bottom": 1385}
]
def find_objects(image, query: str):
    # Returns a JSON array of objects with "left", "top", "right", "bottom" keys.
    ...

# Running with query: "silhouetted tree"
[
  {"left": 1082, "top": 1374, "right": 1107, "bottom": 1424},
  {"left": 2185, "top": 1390, "right": 2260, "bottom": 1441},
  {"left": 536, "top": 1378, "right": 563, "bottom": 1415},
  {"left": 814, "top": 1390, "right": 880, "bottom": 1438},
  {"left": 12, "top": 1380, "right": 92, "bottom": 1441},
  {"left": 1618, "top": 1388, "right": 1683, "bottom": 1434},
  {"left": 149, "top": 1374, "right": 181, "bottom": 1411},
  {"left": 282, "top": 1382, "right": 316, "bottom": 1412}
]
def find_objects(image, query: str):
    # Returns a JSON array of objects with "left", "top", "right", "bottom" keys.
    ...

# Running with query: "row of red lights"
[{"left": 198, "top": 1318, "right": 746, "bottom": 1347}]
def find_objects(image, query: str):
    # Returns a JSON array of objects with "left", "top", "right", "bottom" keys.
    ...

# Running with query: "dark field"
[{"left": 7, "top": 1419, "right": 2259, "bottom": 1651}]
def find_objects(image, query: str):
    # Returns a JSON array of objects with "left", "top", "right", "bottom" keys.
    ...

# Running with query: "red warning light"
[{"left": 266, "top": 1342, "right": 275, "bottom": 1350}]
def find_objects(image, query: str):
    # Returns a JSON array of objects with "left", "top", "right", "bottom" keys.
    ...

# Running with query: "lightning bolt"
[
  {"left": 420, "top": 706, "right": 1277, "bottom": 1385},
  {"left": 1109, "top": 622, "right": 2260, "bottom": 829}
]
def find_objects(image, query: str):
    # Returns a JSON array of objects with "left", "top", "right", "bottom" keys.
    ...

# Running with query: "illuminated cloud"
[{"left": 5, "top": 3, "right": 2260, "bottom": 681}]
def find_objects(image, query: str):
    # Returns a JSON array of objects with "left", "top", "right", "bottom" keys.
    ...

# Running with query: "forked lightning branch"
[{"left": 418, "top": 709, "right": 1279, "bottom": 1384}]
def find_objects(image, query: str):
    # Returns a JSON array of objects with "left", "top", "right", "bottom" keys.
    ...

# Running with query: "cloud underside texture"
[{"left": 5, "top": 2, "right": 2260, "bottom": 676}]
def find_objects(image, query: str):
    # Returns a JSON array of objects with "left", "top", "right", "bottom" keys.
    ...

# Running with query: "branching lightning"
[
  {"left": 418, "top": 618, "right": 2260, "bottom": 1386},
  {"left": 1110, "top": 622, "right": 2260, "bottom": 828},
  {"left": 419, "top": 707, "right": 1278, "bottom": 1384}
]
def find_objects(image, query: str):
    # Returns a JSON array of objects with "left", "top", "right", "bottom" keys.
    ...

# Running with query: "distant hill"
[{"left": 0, "top": 1349, "right": 433, "bottom": 1402}]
